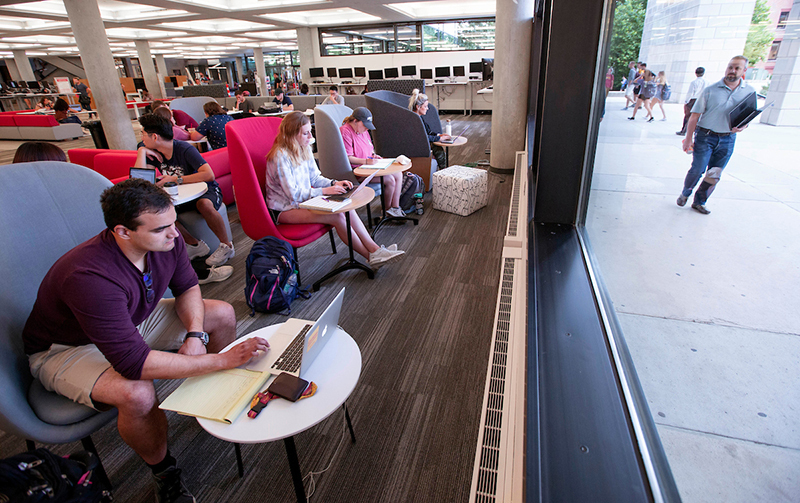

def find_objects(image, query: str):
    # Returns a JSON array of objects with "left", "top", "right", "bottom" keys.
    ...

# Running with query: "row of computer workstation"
[{"left": 307, "top": 59, "right": 494, "bottom": 85}]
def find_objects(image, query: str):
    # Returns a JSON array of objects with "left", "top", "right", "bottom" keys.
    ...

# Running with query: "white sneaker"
[
  {"left": 206, "top": 243, "right": 235, "bottom": 266},
  {"left": 198, "top": 265, "right": 233, "bottom": 285},
  {"left": 387, "top": 244, "right": 398, "bottom": 252},
  {"left": 386, "top": 207, "right": 405, "bottom": 218},
  {"left": 186, "top": 240, "right": 210, "bottom": 260},
  {"left": 368, "top": 245, "right": 405, "bottom": 270}
]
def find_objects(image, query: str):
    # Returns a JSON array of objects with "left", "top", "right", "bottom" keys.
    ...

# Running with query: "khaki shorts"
[{"left": 29, "top": 299, "right": 187, "bottom": 410}]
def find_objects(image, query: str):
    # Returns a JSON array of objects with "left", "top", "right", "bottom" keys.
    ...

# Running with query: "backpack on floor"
[
  {"left": 245, "top": 236, "right": 309, "bottom": 316},
  {"left": 399, "top": 172, "right": 424, "bottom": 214},
  {"left": 0, "top": 448, "right": 113, "bottom": 503}
]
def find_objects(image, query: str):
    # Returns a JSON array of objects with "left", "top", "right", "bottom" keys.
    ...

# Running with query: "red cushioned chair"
[
  {"left": 172, "top": 109, "right": 198, "bottom": 129},
  {"left": 225, "top": 117, "right": 336, "bottom": 285}
]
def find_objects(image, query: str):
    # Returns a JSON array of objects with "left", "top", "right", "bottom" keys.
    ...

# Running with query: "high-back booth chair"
[
  {"left": 365, "top": 90, "right": 441, "bottom": 190},
  {"left": 0, "top": 162, "right": 118, "bottom": 487},
  {"left": 225, "top": 117, "right": 336, "bottom": 284},
  {"left": 170, "top": 96, "right": 217, "bottom": 126}
]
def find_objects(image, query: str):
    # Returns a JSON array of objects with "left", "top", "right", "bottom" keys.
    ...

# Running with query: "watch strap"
[{"left": 185, "top": 331, "right": 208, "bottom": 345}]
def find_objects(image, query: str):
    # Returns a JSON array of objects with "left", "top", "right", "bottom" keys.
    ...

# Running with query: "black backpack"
[
  {"left": 244, "top": 236, "right": 309, "bottom": 315},
  {"left": 0, "top": 448, "right": 113, "bottom": 502},
  {"left": 399, "top": 172, "right": 424, "bottom": 214}
]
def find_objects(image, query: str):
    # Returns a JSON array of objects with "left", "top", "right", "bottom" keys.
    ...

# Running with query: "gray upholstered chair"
[
  {"left": 0, "top": 162, "right": 117, "bottom": 484},
  {"left": 365, "top": 90, "right": 440, "bottom": 190},
  {"left": 169, "top": 96, "right": 218, "bottom": 125}
]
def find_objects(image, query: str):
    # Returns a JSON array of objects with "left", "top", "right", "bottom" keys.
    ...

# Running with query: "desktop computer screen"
[
  {"left": 482, "top": 58, "right": 494, "bottom": 81},
  {"left": 402, "top": 65, "right": 416, "bottom": 76},
  {"left": 420, "top": 69, "right": 433, "bottom": 79},
  {"left": 7, "top": 81, "right": 18, "bottom": 89},
  {"left": 354, "top": 67, "right": 366, "bottom": 78},
  {"left": 470, "top": 62, "right": 483, "bottom": 73},
  {"left": 453, "top": 66, "right": 465, "bottom": 77},
  {"left": 133, "top": 78, "right": 146, "bottom": 90},
  {"left": 339, "top": 68, "right": 353, "bottom": 79},
  {"left": 368, "top": 70, "right": 384, "bottom": 80},
  {"left": 27, "top": 81, "right": 42, "bottom": 90},
  {"left": 384, "top": 67, "right": 399, "bottom": 79},
  {"left": 16, "top": 81, "right": 28, "bottom": 89},
  {"left": 309, "top": 67, "right": 325, "bottom": 78},
  {"left": 326, "top": 68, "right": 338, "bottom": 78},
  {"left": 435, "top": 67, "right": 450, "bottom": 78}
]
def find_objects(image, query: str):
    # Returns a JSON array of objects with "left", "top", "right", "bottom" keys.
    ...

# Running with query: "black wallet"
[{"left": 268, "top": 373, "right": 308, "bottom": 402}]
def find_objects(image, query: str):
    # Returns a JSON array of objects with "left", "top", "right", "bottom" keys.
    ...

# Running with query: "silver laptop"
[
  {"left": 250, "top": 287, "right": 345, "bottom": 378},
  {"left": 438, "top": 125, "right": 470, "bottom": 144}
]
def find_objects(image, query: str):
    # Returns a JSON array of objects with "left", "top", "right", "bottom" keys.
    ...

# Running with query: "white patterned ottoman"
[{"left": 432, "top": 166, "right": 488, "bottom": 216}]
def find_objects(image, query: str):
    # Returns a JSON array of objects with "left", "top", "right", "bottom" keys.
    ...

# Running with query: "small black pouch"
[{"left": 267, "top": 373, "right": 309, "bottom": 402}]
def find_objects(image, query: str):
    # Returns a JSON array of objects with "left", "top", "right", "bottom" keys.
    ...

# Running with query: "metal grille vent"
[
  {"left": 474, "top": 257, "right": 515, "bottom": 502},
  {"left": 506, "top": 153, "right": 525, "bottom": 238}
]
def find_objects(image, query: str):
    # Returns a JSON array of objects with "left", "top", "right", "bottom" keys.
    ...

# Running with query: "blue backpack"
[{"left": 244, "top": 236, "right": 309, "bottom": 315}]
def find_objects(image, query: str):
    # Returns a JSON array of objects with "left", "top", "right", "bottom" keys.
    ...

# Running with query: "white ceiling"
[{"left": 0, "top": 0, "right": 495, "bottom": 60}]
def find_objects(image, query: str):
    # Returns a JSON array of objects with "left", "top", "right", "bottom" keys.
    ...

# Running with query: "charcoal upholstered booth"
[
  {"left": 365, "top": 90, "right": 440, "bottom": 190},
  {"left": 0, "top": 162, "right": 117, "bottom": 485}
]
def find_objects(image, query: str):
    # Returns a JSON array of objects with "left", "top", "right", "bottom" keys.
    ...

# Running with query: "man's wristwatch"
[
  {"left": 176, "top": 175, "right": 183, "bottom": 185},
  {"left": 184, "top": 331, "right": 209, "bottom": 346}
]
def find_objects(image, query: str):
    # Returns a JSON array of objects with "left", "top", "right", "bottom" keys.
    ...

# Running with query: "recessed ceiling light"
[
  {"left": 106, "top": 28, "right": 188, "bottom": 39},
  {"left": 0, "top": 15, "right": 70, "bottom": 31},
  {"left": 386, "top": 0, "right": 494, "bottom": 18},
  {"left": 259, "top": 7, "right": 379, "bottom": 25},
  {"left": 156, "top": 19, "right": 276, "bottom": 32},
  {"left": 168, "top": 0, "right": 328, "bottom": 12},
  {"left": 242, "top": 30, "right": 297, "bottom": 40},
  {"left": 1, "top": 35, "right": 75, "bottom": 45}
]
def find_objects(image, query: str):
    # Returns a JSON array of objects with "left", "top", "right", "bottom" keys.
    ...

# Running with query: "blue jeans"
[{"left": 682, "top": 128, "right": 736, "bottom": 206}]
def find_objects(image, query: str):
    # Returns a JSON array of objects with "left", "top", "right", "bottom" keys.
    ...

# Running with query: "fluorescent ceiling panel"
[
  {"left": 170, "top": 0, "right": 328, "bottom": 12},
  {"left": 2, "top": 0, "right": 189, "bottom": 21},
  {"left": 386, "top": 0, "right": 494, "bottom": 18},
  {"left": 157, "top": 19, "right": 275, "bottom": 32},
  {"left": 169, "top": 35, "right": 249, "bottom": 44},
  {"left": 1, "top": 35, "right": 75, "bottom": 44},
  {"left": 0, "top": 16, "right": 69, "bottom": 31},
  {"left": 106, "top": 28, "right": 188, "bottom": 39},
  {"left": 259, "top": 8, "right": 379, "bottom": 25},
  {"left": 242, "top": 30, "right": 297, "bottom": 39}
]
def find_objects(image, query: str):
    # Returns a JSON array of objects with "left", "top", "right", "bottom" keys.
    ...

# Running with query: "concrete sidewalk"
[{"left": 587, "top": 95, "right": 800, "bottom": 502}]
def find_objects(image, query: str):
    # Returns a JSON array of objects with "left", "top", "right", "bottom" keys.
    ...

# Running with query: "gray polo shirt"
[{"left": 691, "top": 78, "right": 754, "bottom": 133}]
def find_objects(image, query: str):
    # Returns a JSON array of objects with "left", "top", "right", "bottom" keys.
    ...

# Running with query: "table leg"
[
  {"left": 445, "top": 146, "right": 450, "bottom": 168},
  {"left": 343, "top": 403, "right": 356, "bottom": 444},
  {"left": 312, "top": 211, "right": 374, "bottom": 291},
  {"left": 234, "top": 443, "right": 244, "bottom": 477},
  {"left": 371, "top": 174, "right": 418, "bottom": 237},
  {"left": 284, "top": 436, "right": 307, "bottom": 503}
]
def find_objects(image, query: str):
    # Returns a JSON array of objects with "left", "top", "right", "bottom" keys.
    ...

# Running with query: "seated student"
[
  {"left": 153, "top": 106, "right": 191, "bottom": 141},
  {"left": 272, "top": 89, "right": 294, "bottom": 111},
  {"left": 53, "top": 98, "right": 82, "bottom": 124},
  {"left": 13, "top": 141, "right": 66, "bottom": 163},
  {"left": 22, "top": 178, "right": 267, "bottom": 503},
  {"left": 189, "top": 102, "right": 233, "bottom": 150},
  {"left": 141, "top": 88, "right": 154, "bottom": 101},
  {"left": 408, "top": 89, "right": 449, "bottom": 169},
  {"left": 322, "top": 85, "right": 344, "bottom": 106},
  {"left": 265, "top": 111, "right": 405, "bottom": 269},
  {"left": 340, "top": 107, "right": 404, "bottom": 218},
  {"left": 35, "top": 97, "right": 53, "bottom": 111},
  {"left": 135, "top": 113, "right": 235, "bottom": 268},
  {"left": 299, "top": 83, "right": 310, "bottom": 96},
  {"left": 233, "top": 90, "right": 254, "bottom": 113}
]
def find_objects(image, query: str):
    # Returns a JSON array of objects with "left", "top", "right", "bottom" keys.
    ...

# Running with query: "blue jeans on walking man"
[{"left": 682, "top": 128, "right": 736, "bottom": 206}]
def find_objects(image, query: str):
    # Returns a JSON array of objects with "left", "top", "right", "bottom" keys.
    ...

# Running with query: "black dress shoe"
[{"left": 691, "top": 204, "right": 710, "bottom": 215}]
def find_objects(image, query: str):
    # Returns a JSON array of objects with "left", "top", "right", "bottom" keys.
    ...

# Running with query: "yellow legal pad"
[{"left": 159, "top": 368, "right": 271, "bottom": 424}]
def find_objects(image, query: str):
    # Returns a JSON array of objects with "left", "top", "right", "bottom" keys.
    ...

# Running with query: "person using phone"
[{"left": 264, "top": 112, "right": 404, "bottom": 269}]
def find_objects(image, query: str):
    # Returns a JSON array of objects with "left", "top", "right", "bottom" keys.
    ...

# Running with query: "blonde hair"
[
  {"left": 267, "top": 111, "right": 312, "bottom": 166},
  {"left": 657, "top": 71, "right": 668, "bottom": 86},
  {"left": 408, "top": 89, "right": 428, "bottom": 112}
]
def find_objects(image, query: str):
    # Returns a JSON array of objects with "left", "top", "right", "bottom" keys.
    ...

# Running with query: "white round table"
[
  {"left": 171, "top": 182, "right": 207, "bottom": 206},
  {"left": 197, "top": 323, "right": 362, "bottom": 502}
]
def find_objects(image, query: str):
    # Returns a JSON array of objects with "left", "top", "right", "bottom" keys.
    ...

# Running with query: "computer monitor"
[
  {"left": 354, "top": 67, "right": 366, "bottom": 78},
  {"left": 402, "top": 65, "right": 416, "bottom": 76},
  {"left": 326, "top": 68, "right": 338, "bottom": 78},
  {"left": 453, "top": 66, "right": 465, "bottom": 77},
  {"left": 435, "top": 67, "right": 450, "bottom": 78},
  {"left": 309, "top": 67, "right": 324, "bottom": 78},
  {"left": 420, "top": 69, "right": 433, "bottom": 79},
  {"left": 470, "top": 62, "right": 483, "bottom": 73},
  {"left": 368, "top": 70, "right": 384, "bottom": 80},
  {"left": 384, "top": 67, "right": 399, "bottom": 79},
  {"left": 7, "top": 81, "right": 18, "bottom": 89},
  {"left": 482, "top": 58, "right": 494, "bottom": 81},
  {"left": 339, "top": 68, "right": 353, "bottom": 79},
  {"left": 27, "top": 81, "right": 41, "bottom": 90},
  {"left": 17, "top": 81, "right": 28, "bottom": 89},
  {"left": 133, "top": 78, "right": 146, "bottom": 91}
]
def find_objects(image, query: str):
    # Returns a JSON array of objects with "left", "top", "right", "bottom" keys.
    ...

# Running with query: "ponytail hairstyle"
[
  {"left": 267, "top": 111, "right": 312, "bottom": 166},
  {"left": 408, "top": 88, "right": 428, "bottom": 112}
]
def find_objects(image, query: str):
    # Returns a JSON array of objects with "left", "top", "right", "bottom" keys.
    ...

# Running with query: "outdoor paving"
[{"left": 587, "top": 94, "right": 800, "bottom": 502}]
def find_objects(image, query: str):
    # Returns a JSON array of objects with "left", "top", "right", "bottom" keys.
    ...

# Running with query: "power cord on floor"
[{"left": 303, "top": 411, "right": 349, "bottom": 500}]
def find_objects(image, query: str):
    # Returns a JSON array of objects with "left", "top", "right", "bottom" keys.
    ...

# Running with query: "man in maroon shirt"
[{"left": 22, "top": 179, "right": 268, "bottom": 503}]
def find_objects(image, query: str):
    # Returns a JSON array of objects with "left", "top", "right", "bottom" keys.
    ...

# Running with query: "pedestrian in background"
[{"left": 677, "top": 67, "right": 707, "bottom": 136}]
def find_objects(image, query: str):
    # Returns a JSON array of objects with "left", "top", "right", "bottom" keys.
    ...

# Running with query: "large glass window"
[{"left": 422, "top": 19, "right": 495, "bottom": 51}]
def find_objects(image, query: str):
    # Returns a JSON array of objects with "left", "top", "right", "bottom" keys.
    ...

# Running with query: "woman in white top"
[{"left": 265, "top": 112, "right": 405, "bottom": 269}]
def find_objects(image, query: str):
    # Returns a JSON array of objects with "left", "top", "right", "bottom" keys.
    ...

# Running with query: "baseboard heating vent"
[{"left": 470, "top": 151, "right": 528, "bottom": 503}]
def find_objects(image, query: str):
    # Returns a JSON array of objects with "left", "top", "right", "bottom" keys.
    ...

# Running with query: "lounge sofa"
[{"left": 0, "top": 111, "right": 84, "bottom": 141}]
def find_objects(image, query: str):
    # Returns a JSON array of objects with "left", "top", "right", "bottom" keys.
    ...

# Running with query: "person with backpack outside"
[
  {"left": 628, "top": 70, "right": 656, "bottom": 122},
  {"left": 265, "top": 111, "right": 406, "bottom": 269},
  {"left": 651, "top": 71, "right": 670, "bottom": 121},
  {"left": 340, "top": 107, "right": 405, "bottom": 218}
]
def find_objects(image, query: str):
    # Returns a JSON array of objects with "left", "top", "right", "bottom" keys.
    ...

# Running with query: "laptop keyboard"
[{"left": 270, "top": 323, "right": 312, "bottom": 374}]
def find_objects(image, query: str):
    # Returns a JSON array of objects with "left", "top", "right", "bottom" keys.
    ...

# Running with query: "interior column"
[
  {"left": 63, "top": 0, "right": 137, "bottom": 150},
  {"left": 134, "top": 40, "right": 164, "bottom": 100},
  {"left": 254, "top": 47, "right": 268, "bottom": 96},
  {"left": 490, "top": 0, "right": 533, "bottom": 172},
  {"left": 296, "top": 27, "right": 317, "bottom": 84},
  {"left": 235, "top": 56, "right": 245, "bottom": 82},
  {"left": 5, "top": 58, "right": 22, "bottom": 81},
  {"left": 12, "top": 50, "right": 35, "bottom": 82}
]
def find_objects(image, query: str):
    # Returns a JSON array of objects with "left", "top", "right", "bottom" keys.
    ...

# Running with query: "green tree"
[
  {"left": 608, "top": 0, "right": 646, "bottom": 90},
  {"left": 744, "top": 0, "right": 773, "bottom": 64}
]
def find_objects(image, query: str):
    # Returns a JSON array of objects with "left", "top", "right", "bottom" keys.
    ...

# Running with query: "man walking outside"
[
  {"left": 677, "top": 67, "right": 707, "bottom": 135},
  {"left": 678, "top": 56, "right": 753, "bottom": 215}
]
